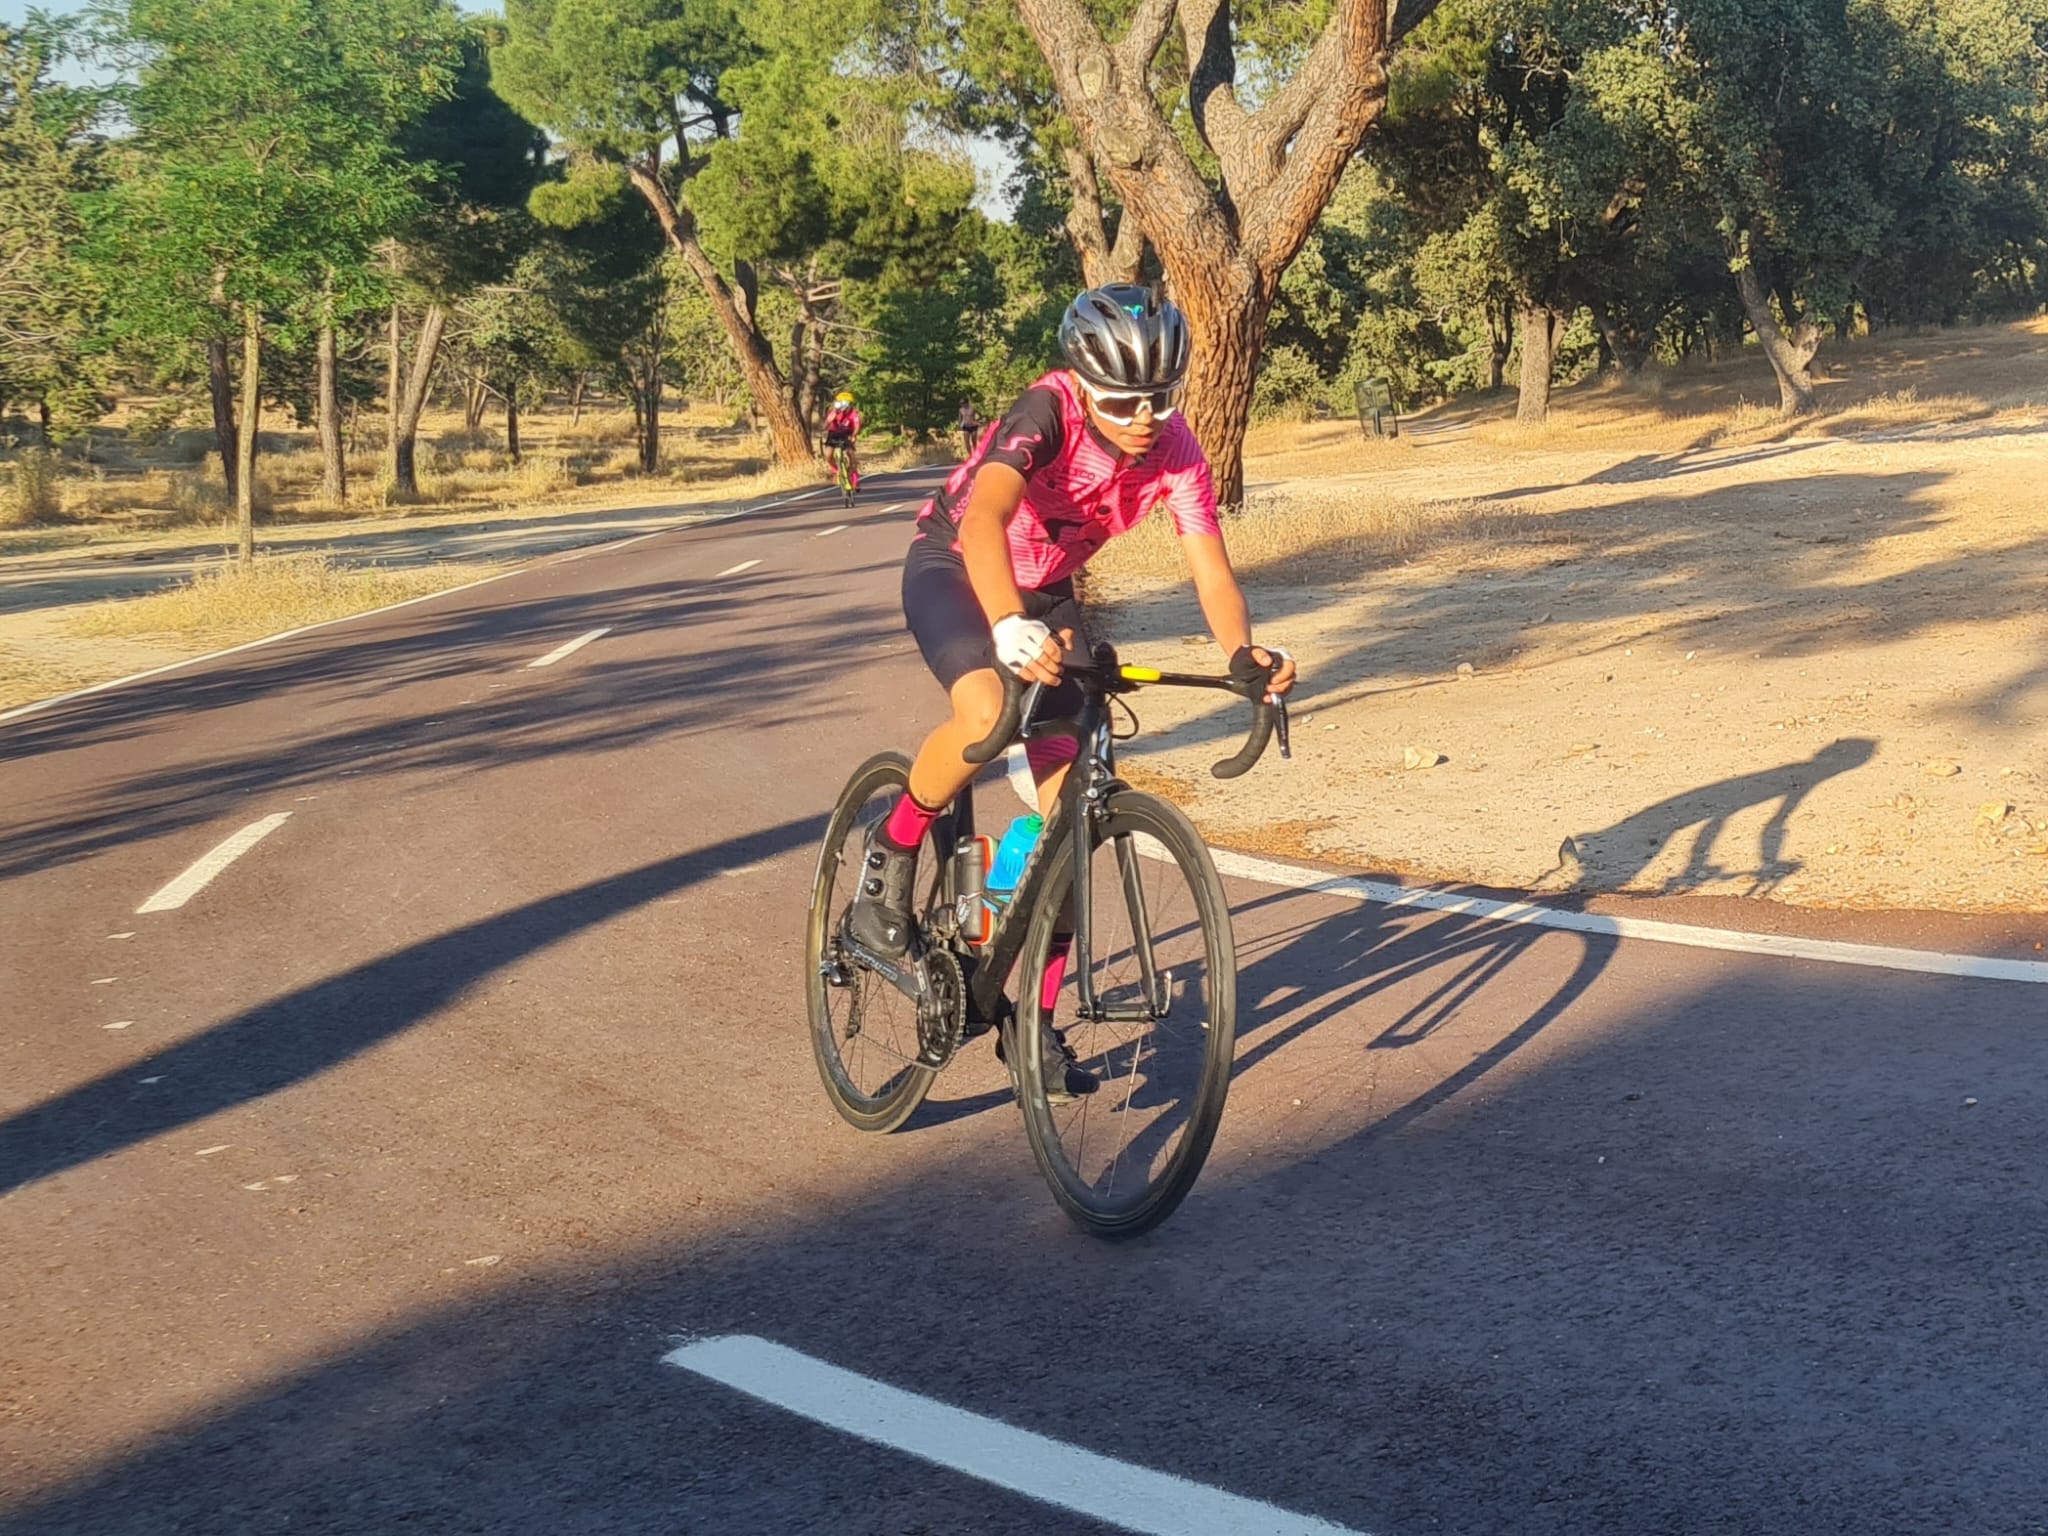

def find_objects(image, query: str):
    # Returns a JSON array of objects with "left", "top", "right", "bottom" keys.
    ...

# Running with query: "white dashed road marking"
[
  {"left": 135, "top": 813, "right": 292, "bottom": 915},
  {"left": 815, "top": 524, "right": 849, "bottom": 537},
  {"left": 526, "top": 626, "right": 612, "bottom": 669},
  {"left": 667, "top": 1335, "right": 1370, "bottom": 1536},
  {"left": 716, "top": 559, "right": 761, "bottom": 578}
]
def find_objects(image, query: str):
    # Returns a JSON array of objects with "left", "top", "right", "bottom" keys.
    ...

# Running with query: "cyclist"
[
  {"left": 845, "top": 283, "right": 1297, "bottom": 1097},
  {"left": 822, "top": 390, "right": 863, "bottom": 490}
]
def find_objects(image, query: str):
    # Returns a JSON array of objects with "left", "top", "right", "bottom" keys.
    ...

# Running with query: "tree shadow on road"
[
  {"left": 0, "top": 816, "right": 824, "bottom": 1199},
  {"left": 0, "top": 558, "right": 907, "bottom": 882},
  {"left": 11, "top": 900, "right": 2047, "bottom": 1536}
]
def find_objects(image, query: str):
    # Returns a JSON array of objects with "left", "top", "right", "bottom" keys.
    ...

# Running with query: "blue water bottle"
[{"left": 986, "top": 815, "right": 1044, "bottom": 903}]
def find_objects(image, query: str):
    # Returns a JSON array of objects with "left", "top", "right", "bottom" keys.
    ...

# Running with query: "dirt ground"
[{"left": 1092, "top": 320, "right": 2048, "bottom": 915}]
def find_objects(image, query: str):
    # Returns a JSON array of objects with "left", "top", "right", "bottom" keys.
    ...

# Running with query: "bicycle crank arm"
[{"left": 833, "top": 922, "right": 929, "bottom": 1004}]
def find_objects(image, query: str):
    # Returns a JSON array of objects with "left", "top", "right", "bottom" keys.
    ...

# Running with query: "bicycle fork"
[{"left": 1071, "top": 822, "right": 1173, "bottom": 1025}]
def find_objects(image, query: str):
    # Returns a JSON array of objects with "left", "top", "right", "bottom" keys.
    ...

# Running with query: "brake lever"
[{"left": 1271, "top": 694, "right": 1291, "bottom": 760}]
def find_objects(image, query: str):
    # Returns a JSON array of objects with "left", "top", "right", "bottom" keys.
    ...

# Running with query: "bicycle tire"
[
  {"left": 805, "top": 751, "right": 937, "bottom": 1132},
  {"left": 1012, "top": 791, "right": 1237, "bottom": 1238}
]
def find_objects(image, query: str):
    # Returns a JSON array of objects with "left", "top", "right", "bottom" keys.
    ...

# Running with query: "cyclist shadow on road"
[
  {"left": 911, "top": 738, "right": 1880, "bottom": 1136},
  {"left": 1225, "top": 736, "right": 1881, "bottom": 1131}
]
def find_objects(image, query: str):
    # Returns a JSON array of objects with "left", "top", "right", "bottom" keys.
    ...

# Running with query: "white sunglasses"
[{"left": 1080, "top": 379, "right": 1181, "bottom": 426}]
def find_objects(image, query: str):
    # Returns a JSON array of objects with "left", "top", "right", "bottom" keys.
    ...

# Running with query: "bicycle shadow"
[{"left": 917, "top": 736, "right": 1885, "bottom": 1149}]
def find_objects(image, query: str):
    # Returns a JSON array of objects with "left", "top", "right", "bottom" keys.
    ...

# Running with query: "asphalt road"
[{"left": 5, "top": 469, "right": 2048, "bottom": 1535}]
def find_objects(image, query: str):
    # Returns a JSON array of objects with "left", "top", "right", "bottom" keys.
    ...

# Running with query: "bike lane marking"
[
  {"left": 1002, "top": 751, "right": 2048, "bottom": 985},
  {"left": 667, "top": 1334, "right": 1370, "bottom": 1536},
  {"left": 525, "top": 626, "right": 611, "bottom": 669},
  {"left": 135, "top": 812, "right": 292, "bottom": 914}
]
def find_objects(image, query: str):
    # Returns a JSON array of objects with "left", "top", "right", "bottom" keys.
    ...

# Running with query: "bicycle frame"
[{"left": 933, "top": 680, "right": 1160, "bottom": 1031}]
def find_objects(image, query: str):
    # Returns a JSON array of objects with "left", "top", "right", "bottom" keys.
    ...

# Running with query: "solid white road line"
[
  {"left": 715, "top": 559, "right": 762, "bottom": 578},
  {"left": 135, "top": 813, "right": 292, "bottom": 914},
  {"left": 666, "top": 1335, "right": 1369, "bottom": 1536},
  {"left": 1002, "top": 750, "right": 2048, "bottom": 985},
  {"left": 526, "top": 626, "right": 611, "bottom": 669}
]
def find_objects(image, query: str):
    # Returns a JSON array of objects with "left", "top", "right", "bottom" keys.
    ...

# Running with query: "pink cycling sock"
[
  {"left": 883, "top": 791, "right": 941, "bottom": 849},
  {"left": 1040, "top": 933, "right": 1073, "bottom": 1014}
]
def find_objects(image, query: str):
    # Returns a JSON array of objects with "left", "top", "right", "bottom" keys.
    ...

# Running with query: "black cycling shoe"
[
  {"left": 845, "top": 823, "right": 918, "bottom": 957},
  {"left": 998, "top": 1022, "right": 1100, "bottom": 1103}
]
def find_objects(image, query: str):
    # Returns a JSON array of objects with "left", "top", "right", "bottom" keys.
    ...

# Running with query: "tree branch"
[
  {"left": 1242, "top": 0, "right": 1392, "bottom": 273},
  {"left": 1390, "top": 0, "right": 1446, "bottom": 43},
  {"left": 1016, "top": 0, "right": 1223, "bottom": 246},
  {"left": 1179, "top": 0, "right": 1261, "bottom": 209},
  {"left": 1113, "top": 0, "right": 1179, "bottom": 78}
]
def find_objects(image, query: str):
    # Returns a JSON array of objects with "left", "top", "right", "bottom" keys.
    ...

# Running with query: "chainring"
[{"left": 914, "top": 946, "right": 968, "bottom": 1069}]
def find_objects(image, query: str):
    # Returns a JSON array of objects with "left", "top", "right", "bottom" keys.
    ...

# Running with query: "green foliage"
[
  {"left": 92, "top": 0, "right": 461, "bottom": 348},
  {"left": 0, "top": 13, "right": 112, "bottom": 436}
]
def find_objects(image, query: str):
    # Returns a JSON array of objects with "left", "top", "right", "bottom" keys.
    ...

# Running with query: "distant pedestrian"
[{"left": 956, "top": 399, "right": 979, "bottom": 458}]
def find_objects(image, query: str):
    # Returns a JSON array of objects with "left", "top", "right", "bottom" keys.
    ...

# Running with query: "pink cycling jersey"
[{"left": 914, "top": 369, "right": 1221, "bottom": 590}]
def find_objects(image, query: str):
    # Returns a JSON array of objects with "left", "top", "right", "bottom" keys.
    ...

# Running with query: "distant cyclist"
[
  {"left": 956, "top": 398, "right": 980, "bottom": 457},
  {"left": 844, "top": 283, "right": 1297, "bottom": 1097},
  {"left": 822, "top": 390, "right": 862, "bottom": 490}
]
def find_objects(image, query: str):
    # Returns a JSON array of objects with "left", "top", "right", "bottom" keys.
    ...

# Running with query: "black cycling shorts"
[
  {"left": 825, "top": 430, "right": 855, "bottom": 449},
  {"left": 901, "top": 534, "right": 1090, "bottom": 715}
]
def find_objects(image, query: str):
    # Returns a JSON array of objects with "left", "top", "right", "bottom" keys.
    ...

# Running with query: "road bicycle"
[
  {"left": 805, "top": 645, "right": 1289, "bottom": 1238},
  {"left": 828, "top": 443, "right": 859, "bottom": 507}
]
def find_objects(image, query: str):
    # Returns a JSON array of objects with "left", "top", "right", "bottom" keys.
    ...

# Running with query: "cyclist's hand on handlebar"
[
  {"left": 1231, "top": 644, "right": 1298, "bottom": 700},
  {"left": 992, "top": 614, "right": 1066, "bottom": 686}
]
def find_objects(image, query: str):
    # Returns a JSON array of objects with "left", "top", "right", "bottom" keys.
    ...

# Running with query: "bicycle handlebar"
[{"left": 960, "top": 651, "right": 1288, "bottom": 779}]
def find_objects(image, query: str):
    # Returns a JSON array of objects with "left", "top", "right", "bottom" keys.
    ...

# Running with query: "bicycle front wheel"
[
  {"left": 1014, "top": 791, "right": 1237, "bottom": 1238},
  {"left": 805, "top": 751, "right": 937, "bottom": 1132}
]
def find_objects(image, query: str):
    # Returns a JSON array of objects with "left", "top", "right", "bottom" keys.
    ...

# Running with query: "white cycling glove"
[{"left": 992, "top": 613, "right": 1055, "bottom": 674}]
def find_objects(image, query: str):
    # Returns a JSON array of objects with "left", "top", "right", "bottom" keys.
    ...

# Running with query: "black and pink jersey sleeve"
[{"left": 977, "top": 387, "right": 1066, "bottom": 480}]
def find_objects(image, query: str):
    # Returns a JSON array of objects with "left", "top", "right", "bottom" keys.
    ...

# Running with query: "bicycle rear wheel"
[
  {"left": 806, "top": 751, "right": 938, "bottom": 1132},
  {"left": 1013, "top": 791, "right": 1237, "bottom": 1238}
]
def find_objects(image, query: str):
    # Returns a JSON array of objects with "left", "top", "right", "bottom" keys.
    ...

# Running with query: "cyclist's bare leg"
[{"left": 904, "top": 668, "right": 1007, "bottom": 812}]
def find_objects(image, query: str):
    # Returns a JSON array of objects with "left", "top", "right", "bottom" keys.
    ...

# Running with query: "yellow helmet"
[{"left": 834, "top": 391, "right": 854, "bottom": 404}]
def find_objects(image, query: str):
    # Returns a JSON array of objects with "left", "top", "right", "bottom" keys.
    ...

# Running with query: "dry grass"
[
  {"left": 0, "top": 642, "right": 125, "bottom": 710},
  {"left": 1085, "top": 486, "right": 1531, "bottom": 589},
  {"left": 68, "top": 552, "right": 499, "bottom": 644},
  {"left": 2, "top": 448, "right": 62, "bottom": 527}
]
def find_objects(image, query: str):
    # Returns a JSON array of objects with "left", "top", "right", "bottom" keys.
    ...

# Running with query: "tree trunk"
[
  {"left": 1484, "top": 300, "right": 1512, "bottom": 390},
  {"left": 386, "top": 303, "right": 448, "bottom": 500},
  {"left": 570, "top": 372, "right": 587, "bottom": 426},
  {"left": 1515, "top": 301, "right": 1563, "bottom": 425},
  {"left": 1586, "top": 300, "right": 1650, "bottom": 376},
  {"left": 506, "top": 393, "right": 521, "bottom": 463},
  {"left": 1012, "top": 0, "right": 1399, "bottom": 508},
  {"left": 463, "top": 373, "right": 488, "bottom": 434},
  {"left": 637, "top": 367, "right": 660, "bottom": 473},
  {"left": 1059, "top": 139, "right": 1146, "bottom": 285},
  {"left": 1731, "top": 245, "right": 1819, "bottom": 415},
  {"left": 625, "top": 162, "right": 810, "bottom": 466},
  {"left": 208, "top": 335, "right": 239, "bottom": 509},
  {"left": 316, "top": 297, "right": 345, "bottom": 505},
  {"left": 234, "top": 303, "right": 262, "bottom": 564},
  {"left": 1173, "top": 261, "right": 1268, "bottom": 506}
]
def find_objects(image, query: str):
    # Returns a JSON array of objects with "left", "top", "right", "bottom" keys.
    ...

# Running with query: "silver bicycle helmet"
[{"left": 1058, "top": 283, "right": 1191, "bottom": 392}]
